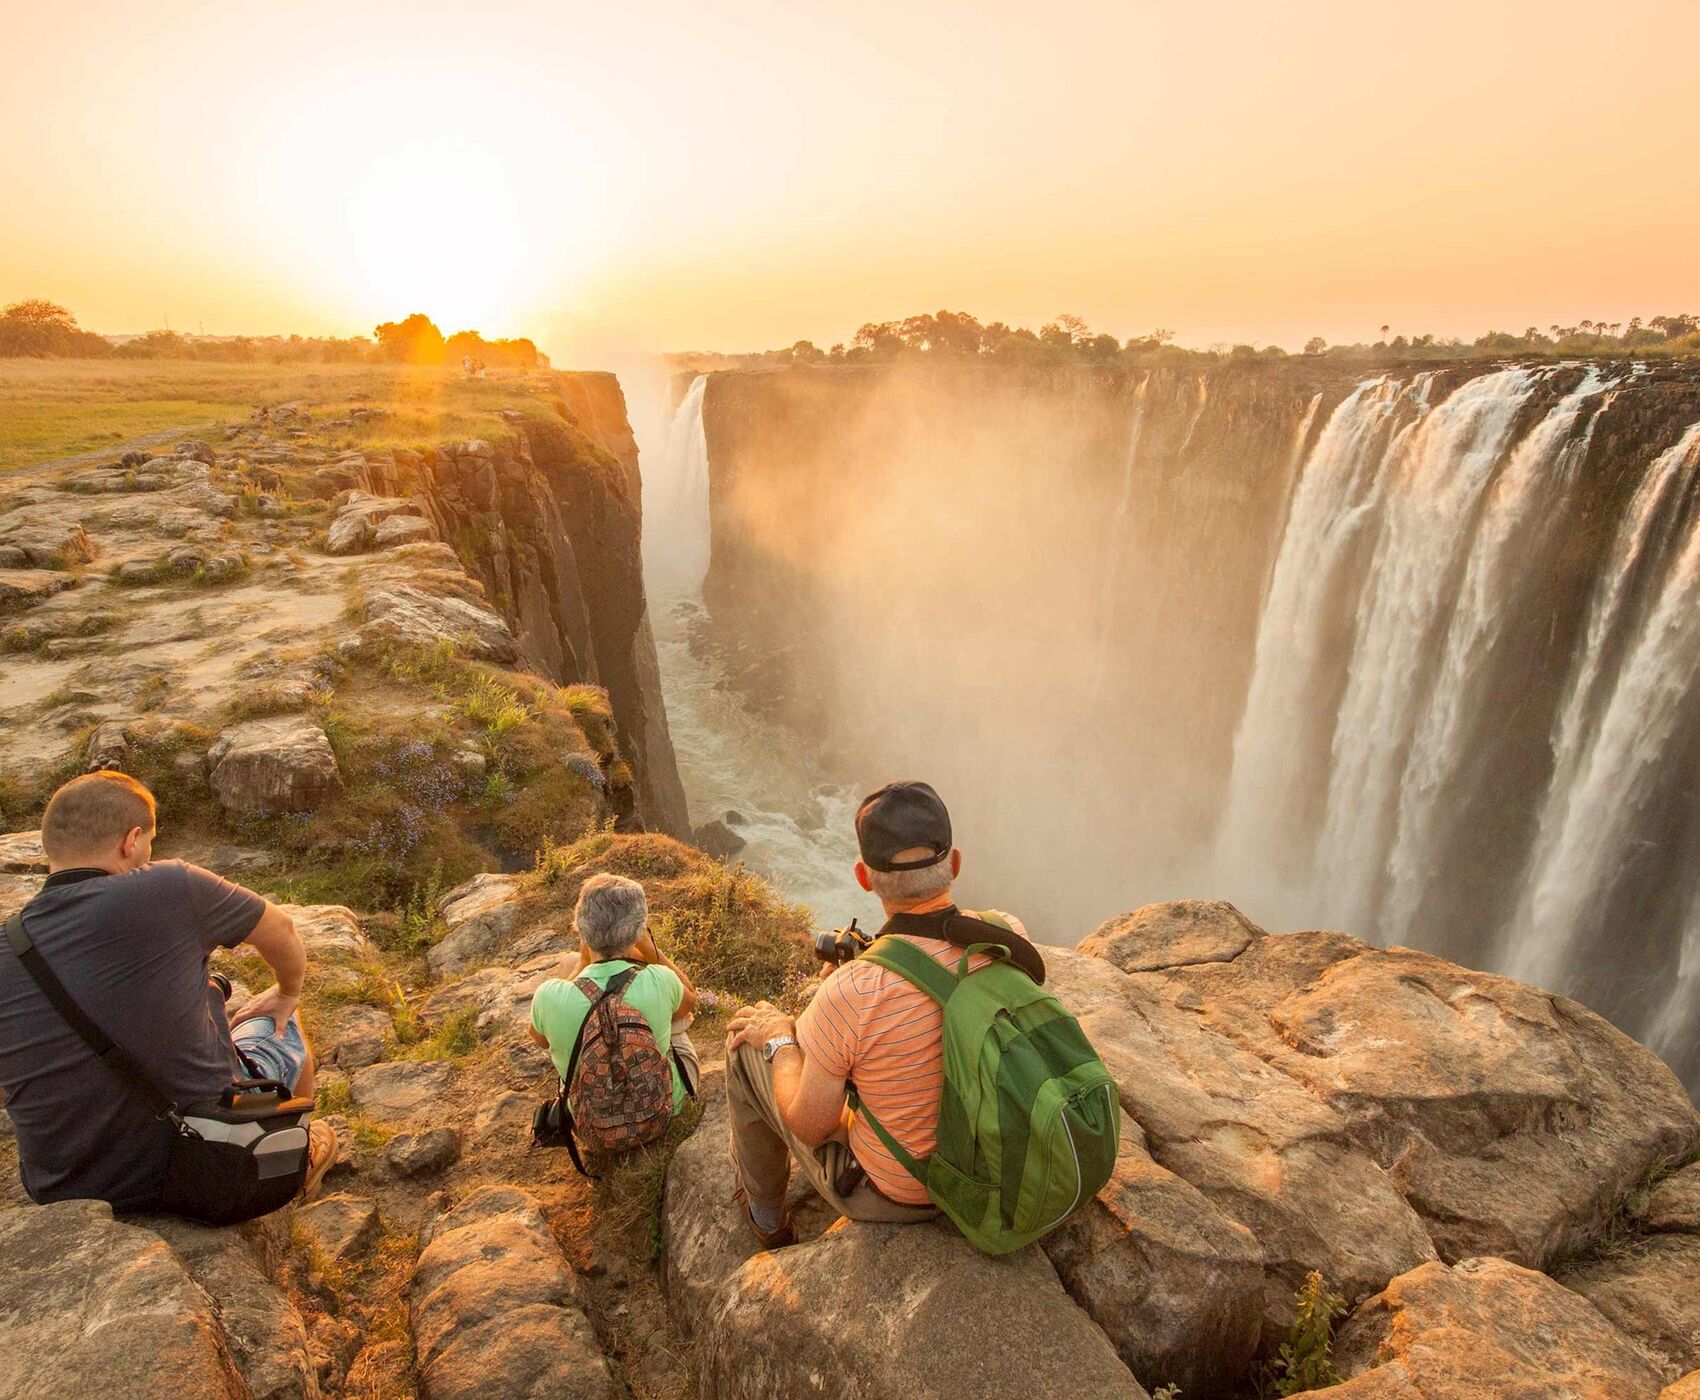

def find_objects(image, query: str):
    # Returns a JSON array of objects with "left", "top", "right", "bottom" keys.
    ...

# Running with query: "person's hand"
[
  {"left": 230, "top": 981, "right": 299, "bottom": 1031},
  {"left": 726, "top": 1000, "right": 795, "bottom": 1052}
]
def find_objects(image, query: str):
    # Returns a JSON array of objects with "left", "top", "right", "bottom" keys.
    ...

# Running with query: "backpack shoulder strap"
[
  {"left": 859, "top": 934, "right": 957, "bottom": 1007},
  {"left": 4, "top": 912, "right": 177, "bottom": 1120}
]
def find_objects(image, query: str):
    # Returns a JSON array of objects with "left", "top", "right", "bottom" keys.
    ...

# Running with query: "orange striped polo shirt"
[{"left": 795, "top": 903, "right": 1027, "bottom": 1204}]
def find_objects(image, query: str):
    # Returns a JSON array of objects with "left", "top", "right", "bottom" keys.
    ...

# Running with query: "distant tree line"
[
  {"left": 669, "top": 309, "right": 1700, "bottom": 372},
  {"left": 0, "top": 302, "right": 545, "bottom": 368}
]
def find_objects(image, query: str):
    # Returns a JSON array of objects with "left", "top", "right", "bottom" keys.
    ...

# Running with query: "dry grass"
[{"left": 0, "top": 359, "right": 563, "bottom": 472}]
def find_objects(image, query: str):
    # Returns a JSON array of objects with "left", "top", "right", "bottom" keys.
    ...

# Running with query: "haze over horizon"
[{"left": 5, "top": 0, "right": 1697, "bottom": 364}]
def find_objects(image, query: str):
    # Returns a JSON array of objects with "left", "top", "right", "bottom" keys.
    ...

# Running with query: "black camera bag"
[{"left": 4, "top": 911, "right": 313, "bottom": 1226}]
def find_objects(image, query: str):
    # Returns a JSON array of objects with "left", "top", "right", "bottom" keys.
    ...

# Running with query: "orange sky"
[{"left": 3, "top": 0, "right": 1697, "bottom": 362}]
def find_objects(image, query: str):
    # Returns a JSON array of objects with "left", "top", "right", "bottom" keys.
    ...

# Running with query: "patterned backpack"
[{"left": 553, "top": 966, "right": 674, "bottom": 1176}]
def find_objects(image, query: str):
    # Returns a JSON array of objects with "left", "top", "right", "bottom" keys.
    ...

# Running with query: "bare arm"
[{"left": 230, "top": 902, "right": 305, "bottom": 1026}]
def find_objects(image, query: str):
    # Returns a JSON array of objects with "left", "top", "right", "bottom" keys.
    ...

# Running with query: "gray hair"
[
  {"left": 575, "top": 872, "right": 648, "bottom": 957},
  {"left": 865, "top": 851, "right": 955, "bottom": 904}
]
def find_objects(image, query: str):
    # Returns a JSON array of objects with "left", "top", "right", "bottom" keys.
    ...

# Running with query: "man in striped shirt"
[{"left": 725, "top": 781, "right": 1041, "bottom": 1246}]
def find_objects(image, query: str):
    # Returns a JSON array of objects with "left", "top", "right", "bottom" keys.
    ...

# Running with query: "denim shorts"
[{"left": 232, "top": 1014, "right": 309, "bottom": 1090}]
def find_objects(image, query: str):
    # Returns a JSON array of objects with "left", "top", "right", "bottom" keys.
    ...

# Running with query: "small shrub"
[
  {"left": 398, "top": 1007, "right": 480, "bottom": 1062},
  {"left": 317, "top": 1076, "right": 353, "bottom": 1116},
  {"left": 460, "top": 672, "right": 529, "bottom": 739},
  {"left": 1259, "top": 1271, "right": 1346, "bottom": 1396}
]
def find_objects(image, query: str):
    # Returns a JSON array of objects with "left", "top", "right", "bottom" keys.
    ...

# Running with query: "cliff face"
[
  {"left": 695, "top": 358, "right": 1700, "bottom": 1086},
  {"left": 360, "top": 373, "right": 689, "bottom": 838}
]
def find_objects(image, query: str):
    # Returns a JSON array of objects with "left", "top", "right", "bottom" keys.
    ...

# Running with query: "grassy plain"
[{"left": 0, "top": 358, "right": 558, "bottom": 471}]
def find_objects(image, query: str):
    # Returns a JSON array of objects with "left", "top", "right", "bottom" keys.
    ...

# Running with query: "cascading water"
[
  {"left": 638, "top": 374, "right": 877, "bottom": 925},
  {"left": 1219, "top": 365, "right": 1700, "bottom": 1084},
  {"left": 1507, "top": 423, "right": 1700, "bottom": 1027}
]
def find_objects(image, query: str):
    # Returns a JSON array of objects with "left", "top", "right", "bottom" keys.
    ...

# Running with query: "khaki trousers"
[
  {"left": 670, "top": 1018, "right": 701, "bottom": 1096},
  {"left": 725, "top": 1040, "right": 937, "bottom": 1224}
]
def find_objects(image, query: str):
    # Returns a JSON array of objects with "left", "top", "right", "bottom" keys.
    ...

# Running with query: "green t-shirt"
[{"left": 530, "top": 960, "right": 688, "bottom": 1110}]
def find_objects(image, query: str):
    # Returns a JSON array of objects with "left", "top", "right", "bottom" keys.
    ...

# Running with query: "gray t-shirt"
[{"left": 0, "top": 861, "right": 265, "bottom": 1209}]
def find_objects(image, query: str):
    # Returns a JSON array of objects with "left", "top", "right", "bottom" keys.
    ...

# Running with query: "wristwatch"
[{"left": 762, "top": 1034, "right": 797, "bottom": 1062}]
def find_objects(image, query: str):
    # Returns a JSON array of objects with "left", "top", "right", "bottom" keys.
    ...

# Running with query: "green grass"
[{"left": 0, "top": 360, "right": 557, "bottom": 473}]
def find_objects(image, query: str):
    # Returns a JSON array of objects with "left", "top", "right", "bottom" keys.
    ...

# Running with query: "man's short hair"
[
  {"left": 40, "top": 772, "right": 157, "bottom": 860},
  {"left": 865, "top": 850, "right": 955, "bottom": 904},
  {"left": 575, "top": 872, "right": 648, "bottom": 958}
]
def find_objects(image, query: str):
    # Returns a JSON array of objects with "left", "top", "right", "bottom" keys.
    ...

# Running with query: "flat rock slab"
[
  {"left": 1133, "top": 919, "right": 1700, "bottom": 1269},
  {"left": 321, "top": 1004, "right": 392, "bottom": 1070},
  {"left": 295, "top": 1193, "right": 381, "bottom": 1267},
  {"left": 360, "top": 583, "right": 518, "bottom": 663},
  {"left": 382, "top": 1127, "right": 462, "bottom": 1178},
  {"left": 410, "top": 1185, "right": 618, "bottom": 1400},
  {"left": 350, "top": 1060, "right": 454, "bottom": 1123},
  {"left": 1556, "top": 1233, "right": 1700, "bottom": 1380},
  {"left": 209, "top": 716, "right": 343, "bottom": 814},
  {"left": 0, "top": 569, "right": 77, "bottom": 609},
  {"left": 428, "top": 872, "right": 526, "bottom": 975},
  {"left": 698, "top": 1219, "right": 1147, "bottom": 1399},
  {"left": 0, "top": 830, "right": 46, "bottom": 872},
  {"left": 1078, "top": 898, "right": 1263, "bottom": 972},
  {"left": 139, "top": 1214, "right": 319, "bottom": 1400},
  {"left": 1042, "top": 1108, "right": 1265, "bottom": 1396},
  {"left": 0, "top": 1199, "right": 245, "bottom": 1400},
  {"left": 1334, "top": 1257, "right": 1667, "bottom": 1399},
  {"left": 277, "top": 904, "right": 370, "bottom": 958}
]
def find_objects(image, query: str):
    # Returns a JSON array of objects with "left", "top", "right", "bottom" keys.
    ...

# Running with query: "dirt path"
[{"left": 3, "top": 421, "right": 223, "bottom": 482}]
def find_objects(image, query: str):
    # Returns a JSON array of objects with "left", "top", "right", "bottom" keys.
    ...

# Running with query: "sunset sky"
[{"left": 4, "top": 0, "right": 1697, "bottom": 362}]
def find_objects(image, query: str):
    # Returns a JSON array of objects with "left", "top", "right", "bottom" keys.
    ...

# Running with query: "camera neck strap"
[
  {"left": 879, "top": 906, "right": 1047, "bottom": 986},
  {"left": 4, "top": 910, "right": 179, "bottom": 1122}
]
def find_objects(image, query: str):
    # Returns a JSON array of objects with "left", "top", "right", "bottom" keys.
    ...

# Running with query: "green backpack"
[{"left": 848, "top": 928, "right": 1121, "bottom": 1255}]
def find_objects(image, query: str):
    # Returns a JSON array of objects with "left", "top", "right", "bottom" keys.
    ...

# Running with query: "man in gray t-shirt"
[{"left": 0, "top": 772, "right": 335, "bottom": 1211}]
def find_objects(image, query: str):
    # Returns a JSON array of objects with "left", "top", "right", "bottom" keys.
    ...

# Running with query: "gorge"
[{"left": 642, "top": 358, "right": 1700, "bottom": 1088}]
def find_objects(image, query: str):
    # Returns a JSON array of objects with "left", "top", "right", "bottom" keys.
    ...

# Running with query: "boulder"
[
  {"left": 276, "top": 904, "right": 369, "bottom": 957},
  {"left": 360, "top": 583, "right": 518, "bottom": 663},
  {"left": 175, "top": 482, "right": 237, "bottom": 518},
  {"left": 1079, "top": 898, "right": 1264, "bottom": 972},
  {"left": 0, "top": 1199, "right": 245, "bottom": 1399},
  {"left": 427, "top": 872, "right": 526, "bottom": 975},
  {"left": 693, "top": 818, "right": 746, "bottom": 859},
  {"left": 471, "top": 1091, "right": 536, "bottom": 1150},
  {"left": 0, "top": 830, "right": 46, "bottom": 873},
  {"left": 1334, "top": 1257, "right": 1667, "bottom": 1398},
  {"left": 1045, "top": 946, "right": 1436, "bottom": 1340},
  {"left": 1639, "top": 1163, "right": 1700, "bottom": 1234},
  {"left": 1042, "top": 1109, "right": 1265, "bottom": 1396},
  {"left": 0, "top": 568, "right": 77, "bottom": 609},
  {"left": 382, "top": 1127, "right": 462, "bottom": 1178},
  {"left": 350, "top": 1060, "right": 454, "bottom": 1124},
  {"left": 294, "top": 1193, "right": 381, "bottom": 1267},
  {"left": 175, "top": 439, "right": 216, "bottom": 464},
  {"left": 662, "top": 1070, "right": 763, "bottom": 1339},
  {"left": 410, "top": 1185, "right": 619, "bottom": 1400},
  {"left": 0, "top": 873, "right": 45, "bottom": 919},
  {"left": 1556, "top": 1234, "right": 1700, "bottom": 1379},
  {"left": 375, "top": 514, "right": 437, "bottom": 549},
  {"left": 697, "top": 1219, "right": 1147, "bottom": 1400},
  {"left": 141, "top": 1214, "right": 319, "bottom": 1400},
  {"left": 1665, "top": 1376, "right": 1700, "bottom": 1400},
  {"left": 1128, "top": 918, "right": 1700, "bottom": 1267},
  {"left": 325, "top": 493, "right": 427, "bottom": 555},
  {"left": 320, "top": 1003, "right": 392, "bottom": 1069},
  {"left": 0, "top": 516, "right": 95, "bottom": 568},
  {"left": 83, "top": 718, "right": 130, "bottom": 771},
  {"left": 209, "top": 717, "right": 344, "bottom": 814}
]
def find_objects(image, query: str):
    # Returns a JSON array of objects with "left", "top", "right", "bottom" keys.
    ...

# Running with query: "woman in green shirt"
[{"left": 528, "top": 872, "right": 700, "bottom": 1109}]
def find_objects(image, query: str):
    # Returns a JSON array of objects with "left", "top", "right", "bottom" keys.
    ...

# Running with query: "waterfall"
[
  {"left": 1090, "top": 376, "right": 1150, "bottom": 697},
  {"left": 1379, "top": 371, "right": 1605, "bottom": 945},
  {"left": 635, "top": 371, "right": 876, "bottom": 925},
  {"left": 643, "top": 374, "right": 712, "bottom": 601},
  {"left": 1507, "top": 422, "right": 1700, "bottom": 1003}
]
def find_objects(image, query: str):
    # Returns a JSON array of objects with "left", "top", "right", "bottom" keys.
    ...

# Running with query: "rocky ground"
[{"left": 1, "top": 394, "right": 1698, "bottom": 1399}]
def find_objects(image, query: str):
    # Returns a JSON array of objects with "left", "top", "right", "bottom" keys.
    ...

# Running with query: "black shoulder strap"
[
  {"left": 881, "top": 907, "right": 1047, "bottom": 986},
  {"left": 4, "top": 912, "right": 178, "bottom": 1120}
]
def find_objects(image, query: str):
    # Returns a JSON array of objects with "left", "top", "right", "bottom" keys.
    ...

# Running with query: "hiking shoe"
[
  {"left": 734, "top": 1186, "right": 793, "bottom": 1249},
  {"left": 301, "top": 1120, "right": 337, "bottom": 1203}
]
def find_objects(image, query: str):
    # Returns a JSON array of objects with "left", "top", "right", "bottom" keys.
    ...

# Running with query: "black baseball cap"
[{"left": 855, "top": 781, "right": 953, "bottom": 872}]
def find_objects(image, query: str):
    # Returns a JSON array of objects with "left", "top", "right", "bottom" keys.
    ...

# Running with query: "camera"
[{"left": 812, "top": 918, "right": 873, "bottom": 966}]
